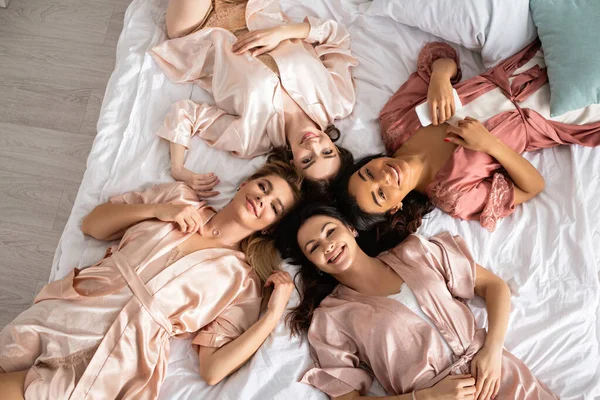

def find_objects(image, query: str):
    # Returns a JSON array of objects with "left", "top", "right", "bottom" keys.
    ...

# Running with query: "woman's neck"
[
  {"left": 335, "top": 249, "right": 402, "bottom": 296},
  {"left": 205, "top": 205, "right": 255, "bottom": 249},
  {"left": 282, "top": 92, "right": 318, "bottom": 144},
  {"left": 393, "top": 152, "right": 431, "bottom": 193}
]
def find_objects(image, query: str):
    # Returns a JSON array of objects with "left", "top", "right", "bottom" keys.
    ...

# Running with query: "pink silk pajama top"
[
  {"left": 150, "top": 0, "right": 358, "bottom": 158},
  {"left": 380, "top": 41, "right": 600, "bottom": 231},
  {"left": 302, "top": 233, "right": 558, "bottom": 399},
  {"left": 0, "top": 182, "right": 262, "bottom": 399}
]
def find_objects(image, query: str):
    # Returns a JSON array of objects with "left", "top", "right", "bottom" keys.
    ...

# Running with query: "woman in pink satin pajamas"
[
  {"left": 337, "top": 40, "right": 600, "bottom": 234},
  {"left": 0, "top": 156, "right": 301, "bottom": 400},
  {"left": 150, "top": 0, "right": 358, "bottom": 198},
  {"left": 279, "top": 204, "right": 558, "bottom": 400}
]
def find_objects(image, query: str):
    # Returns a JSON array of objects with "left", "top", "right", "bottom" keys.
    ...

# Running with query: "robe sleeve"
[
  {"left": 108, "top": 182, "right": 200, "bottom": 207},
  {"left": 156, "top": 100, "right": 239, "bottom": 150},
  {"left": 301, "top": 310, "right": 372, "bottom": 398},
  {"left": 192, "top": 296, "right": 262, "bottom": 348},
  {"left": 303, "top": 16, "right": 358, "bottom": 118},
  {"left": 417, "top": 233, "right": 477, "bottom": 300},
  {"left": 453, "top": 172, "right": 516, "bottom": 232},
  {"left": 417, "top": 42, "right": 463, "bottom": 85}
]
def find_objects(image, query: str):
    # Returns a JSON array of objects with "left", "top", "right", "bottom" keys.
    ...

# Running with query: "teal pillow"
[{"left": 529, "top": 0, "right": 600, "bottom": 116}]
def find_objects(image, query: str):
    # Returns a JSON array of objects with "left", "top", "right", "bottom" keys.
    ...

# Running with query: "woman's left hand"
[
  {"left": 445, "top": 117, "right": 501, "bottom": 154},
  {"left": 470, "top": 344, "right": 503, "bottom": 400},
  {"left": 232, "top": 26, "right": 288, "bottom": 57},
  {"left": 265, "top": 271, "right": 295, "bottom": 318}
]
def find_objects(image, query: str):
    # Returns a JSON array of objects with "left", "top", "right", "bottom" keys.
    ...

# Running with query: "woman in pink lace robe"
[
  {"left": 280, "top": 204, "right": 558, "bottom": 400},
  {"left": 0, "top": 156, "right": 301, "bottom": 400},
  {"left": 150, "top": 0, "right": 357, "bottom": 196},
  {"left": 338, "top": 40, "right": 600, "bottom": 232}
]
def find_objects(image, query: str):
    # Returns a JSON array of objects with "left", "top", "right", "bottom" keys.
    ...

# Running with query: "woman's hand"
[
  {"left": 171, "top": 167, "right": 220, "bottom": 198},
  {"left": 428, "top": 72, "right": 455, "bottom": 125},
  {"left": 445, "top": 117, "right": 501, "bottom": 154},
  {"left": 153, "top": 203, "right": 203, "bottom": 233},
  {"left": 420, "top": 374, "right": 477, "bottom": 400},
  {"left": 232, "top": 22, "right": 310, "bottom": 57},
  {"left": 265, "top": 271, "right": 295, "bottom": 318},
  {"left": 470, "top": 345, "right": 502, "bottom": 400}
]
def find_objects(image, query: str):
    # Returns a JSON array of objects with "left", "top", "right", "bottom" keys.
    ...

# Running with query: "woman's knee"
[{"left": 165, "top": 0, "right": 212, "bottom": 39}]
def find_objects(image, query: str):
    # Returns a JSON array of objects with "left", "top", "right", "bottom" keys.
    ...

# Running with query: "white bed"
[{"left": 50, "top": 0, "right": 600, "bottom": 398}]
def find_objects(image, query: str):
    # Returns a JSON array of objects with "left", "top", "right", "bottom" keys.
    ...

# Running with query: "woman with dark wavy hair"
[
  {"left": 339, "top": 40, "right": 600, "bottom": 232},
  {"left": 278, "top": 203, "right": 557, "bottom": 400}
]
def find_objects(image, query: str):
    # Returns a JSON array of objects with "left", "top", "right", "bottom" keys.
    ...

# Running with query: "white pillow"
[{"left": 365, "top": 0, "right": 537, "bottom": 68}]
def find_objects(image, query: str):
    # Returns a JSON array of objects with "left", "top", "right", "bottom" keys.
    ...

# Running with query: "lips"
[
  {"left": 327, "top": 245, "right": 346, "bottom": 264},
  {"left": 245, "top": 196, "right": 258, "bottom": 217},
  {"left": 387, "top": 163, "right": 401, "bottom": 187},
  {"left": 301, "top": 132, "right": 319, "bottom": 144}
]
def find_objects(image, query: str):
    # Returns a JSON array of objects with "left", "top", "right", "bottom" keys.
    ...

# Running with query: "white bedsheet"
[{"left": 50, "top": 0, "right": 600, "bottom": 398}]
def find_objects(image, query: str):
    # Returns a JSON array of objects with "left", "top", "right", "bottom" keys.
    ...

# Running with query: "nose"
[
  {"left": 255, "top": 194, "right": 264, "bottom": 214},
  {"left": 324, "top": 240, "right": 335, "bottom": 254}
]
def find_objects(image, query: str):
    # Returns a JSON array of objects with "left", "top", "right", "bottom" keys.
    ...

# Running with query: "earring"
[
  {"left": 236, "top": 187, "right": 240, "bottom": 192},
  {"left": 261, "top": 230, "right": 269, "bottom": 235},
  {"left": 317, "top": 269, "right": 323, "bottom": 276}
]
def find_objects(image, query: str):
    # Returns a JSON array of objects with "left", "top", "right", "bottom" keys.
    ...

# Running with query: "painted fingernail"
[{"left": 444, "top": 138, "right": 450, "bottom": 142}]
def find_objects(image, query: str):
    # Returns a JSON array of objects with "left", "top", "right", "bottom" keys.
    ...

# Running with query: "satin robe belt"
[
  {"left": 111, "top": 252, "right": 174, "bottom": 336},
  {"left": 419, "top": 329, "right": 487, "bottom": 390}
]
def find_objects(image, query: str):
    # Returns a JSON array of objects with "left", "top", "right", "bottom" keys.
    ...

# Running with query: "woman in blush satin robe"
[
  {"left": 276, "top": 204, "right": 557, "bottom": 400},
  {"left": 337, "top": 40, "right": 600, "bottom": 233},
  {"left": 150, "top": 0, "right": 357, "bottom": 197},
  {"left": 0, "top": 156, "right": 302, "bottom": 400}
]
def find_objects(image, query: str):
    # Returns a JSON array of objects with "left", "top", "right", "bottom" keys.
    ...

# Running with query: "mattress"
[{"left": 50, "top": 0, "right": 600, "bottom": 398}]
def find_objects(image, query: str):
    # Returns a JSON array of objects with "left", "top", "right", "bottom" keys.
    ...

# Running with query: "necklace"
[{"left": 205, "top": 213, "right": 220, "bottom": 237}]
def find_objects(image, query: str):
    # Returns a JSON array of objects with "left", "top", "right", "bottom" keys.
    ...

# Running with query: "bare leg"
[
  {"left": 166, "top": 0, "right": 213, "bottom": 39},
  {"left": 0, "top": 370, "right": 27, "bottom": 400}
]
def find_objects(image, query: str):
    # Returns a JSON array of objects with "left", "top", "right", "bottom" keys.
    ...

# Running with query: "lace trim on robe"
[{"left": 480, "top": 173, "right": 514, "bottom": 232}]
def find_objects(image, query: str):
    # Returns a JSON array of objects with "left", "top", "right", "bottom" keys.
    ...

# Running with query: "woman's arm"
[
  {"left": 197, "top": 271, "right": 294, "bottom": 385},
  {"left": 170, "top": 142, "right": 219, "bottom": 198},
  {"left": 332, "top": 374, "right": 477, "bottom": 400},
  {"left": 445, "top": 117, "right": 545, "bottom": 205},
  {"left": 470, "top": 264, "right": 511, "bottom": 400},
  {"left": 81, "top": 202, "right": 203, "bottom": 240}
]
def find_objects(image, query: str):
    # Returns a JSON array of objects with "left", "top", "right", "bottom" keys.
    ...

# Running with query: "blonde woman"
[{"left": 0, "top": 155, "right": 301, "bottom": 399}]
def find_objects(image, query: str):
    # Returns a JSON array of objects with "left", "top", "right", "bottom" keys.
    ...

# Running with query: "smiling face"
[
  {"left": 296, "top": 215, "right": 358, "bottom": 275},
  {"left": 348, "top": 157, "right": 413, "bottom": 215},
  {"left": 232, "top": 174, "right": 297, "bottom": 232},
  {"left": 289, "top": 128, "right": 342, "bottom": 181}
]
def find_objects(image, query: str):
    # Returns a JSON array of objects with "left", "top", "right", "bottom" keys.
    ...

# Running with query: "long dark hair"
[
  {"left": 272, "top": 124, "right": 354, "bottom": 202},
  {"left": 334, "top": 154, "right": 435, "bottom": 256},
  {"left": 274, "top": 203, "right": 346, "bottom": 336}
]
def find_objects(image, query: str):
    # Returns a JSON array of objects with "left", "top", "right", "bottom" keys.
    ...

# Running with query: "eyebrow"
[
  {"left": 264, "top": 179, "right": 273, "bottom": 192},
  {"left": 371, "top": 191, "right": 382, "bottom": 207},
  {"left": 304, "top": 222, "right": 332, "bottom": 251},
  {"left": 358, "top": 169, "right": 366, "bottom": 181}
]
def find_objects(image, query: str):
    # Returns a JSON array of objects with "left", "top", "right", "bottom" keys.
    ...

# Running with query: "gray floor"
[{"left": 0, "top": 0, "right": 131, "bottom": 328}]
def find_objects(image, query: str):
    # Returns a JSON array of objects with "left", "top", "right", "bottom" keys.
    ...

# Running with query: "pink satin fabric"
[
  {"left": 0, "top": 182, "right": 262, "bottom": 399},
  {"left": 379, "top": 41, "right": 600, "bottom": 231},
  {"left": 302, "top": 233, "right": 557, "bottom": 399},
  {"left": 150, "top": 0, "right": 357, "bottom": 158}
]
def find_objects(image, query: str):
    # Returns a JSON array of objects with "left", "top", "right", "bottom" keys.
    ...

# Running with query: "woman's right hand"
[
  {"left": 420, "top": 374, "right": 477, "bottom": 400},
  {"left": 171, "top": 167, "right": 220, "bottom": 198},
  {"left": 153, "top": 203, "right": 203, "bottom": 233},
  {"left": 427, "top": 71, "right": 455, "bottom": 126},
  {"left": 265, "top": 271, "right": 295, "bottom": 318}
]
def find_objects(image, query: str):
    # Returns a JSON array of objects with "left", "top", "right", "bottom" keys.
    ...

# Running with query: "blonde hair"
[{"left": 240, "top": 152, "right": 303, "bottom": 300}]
